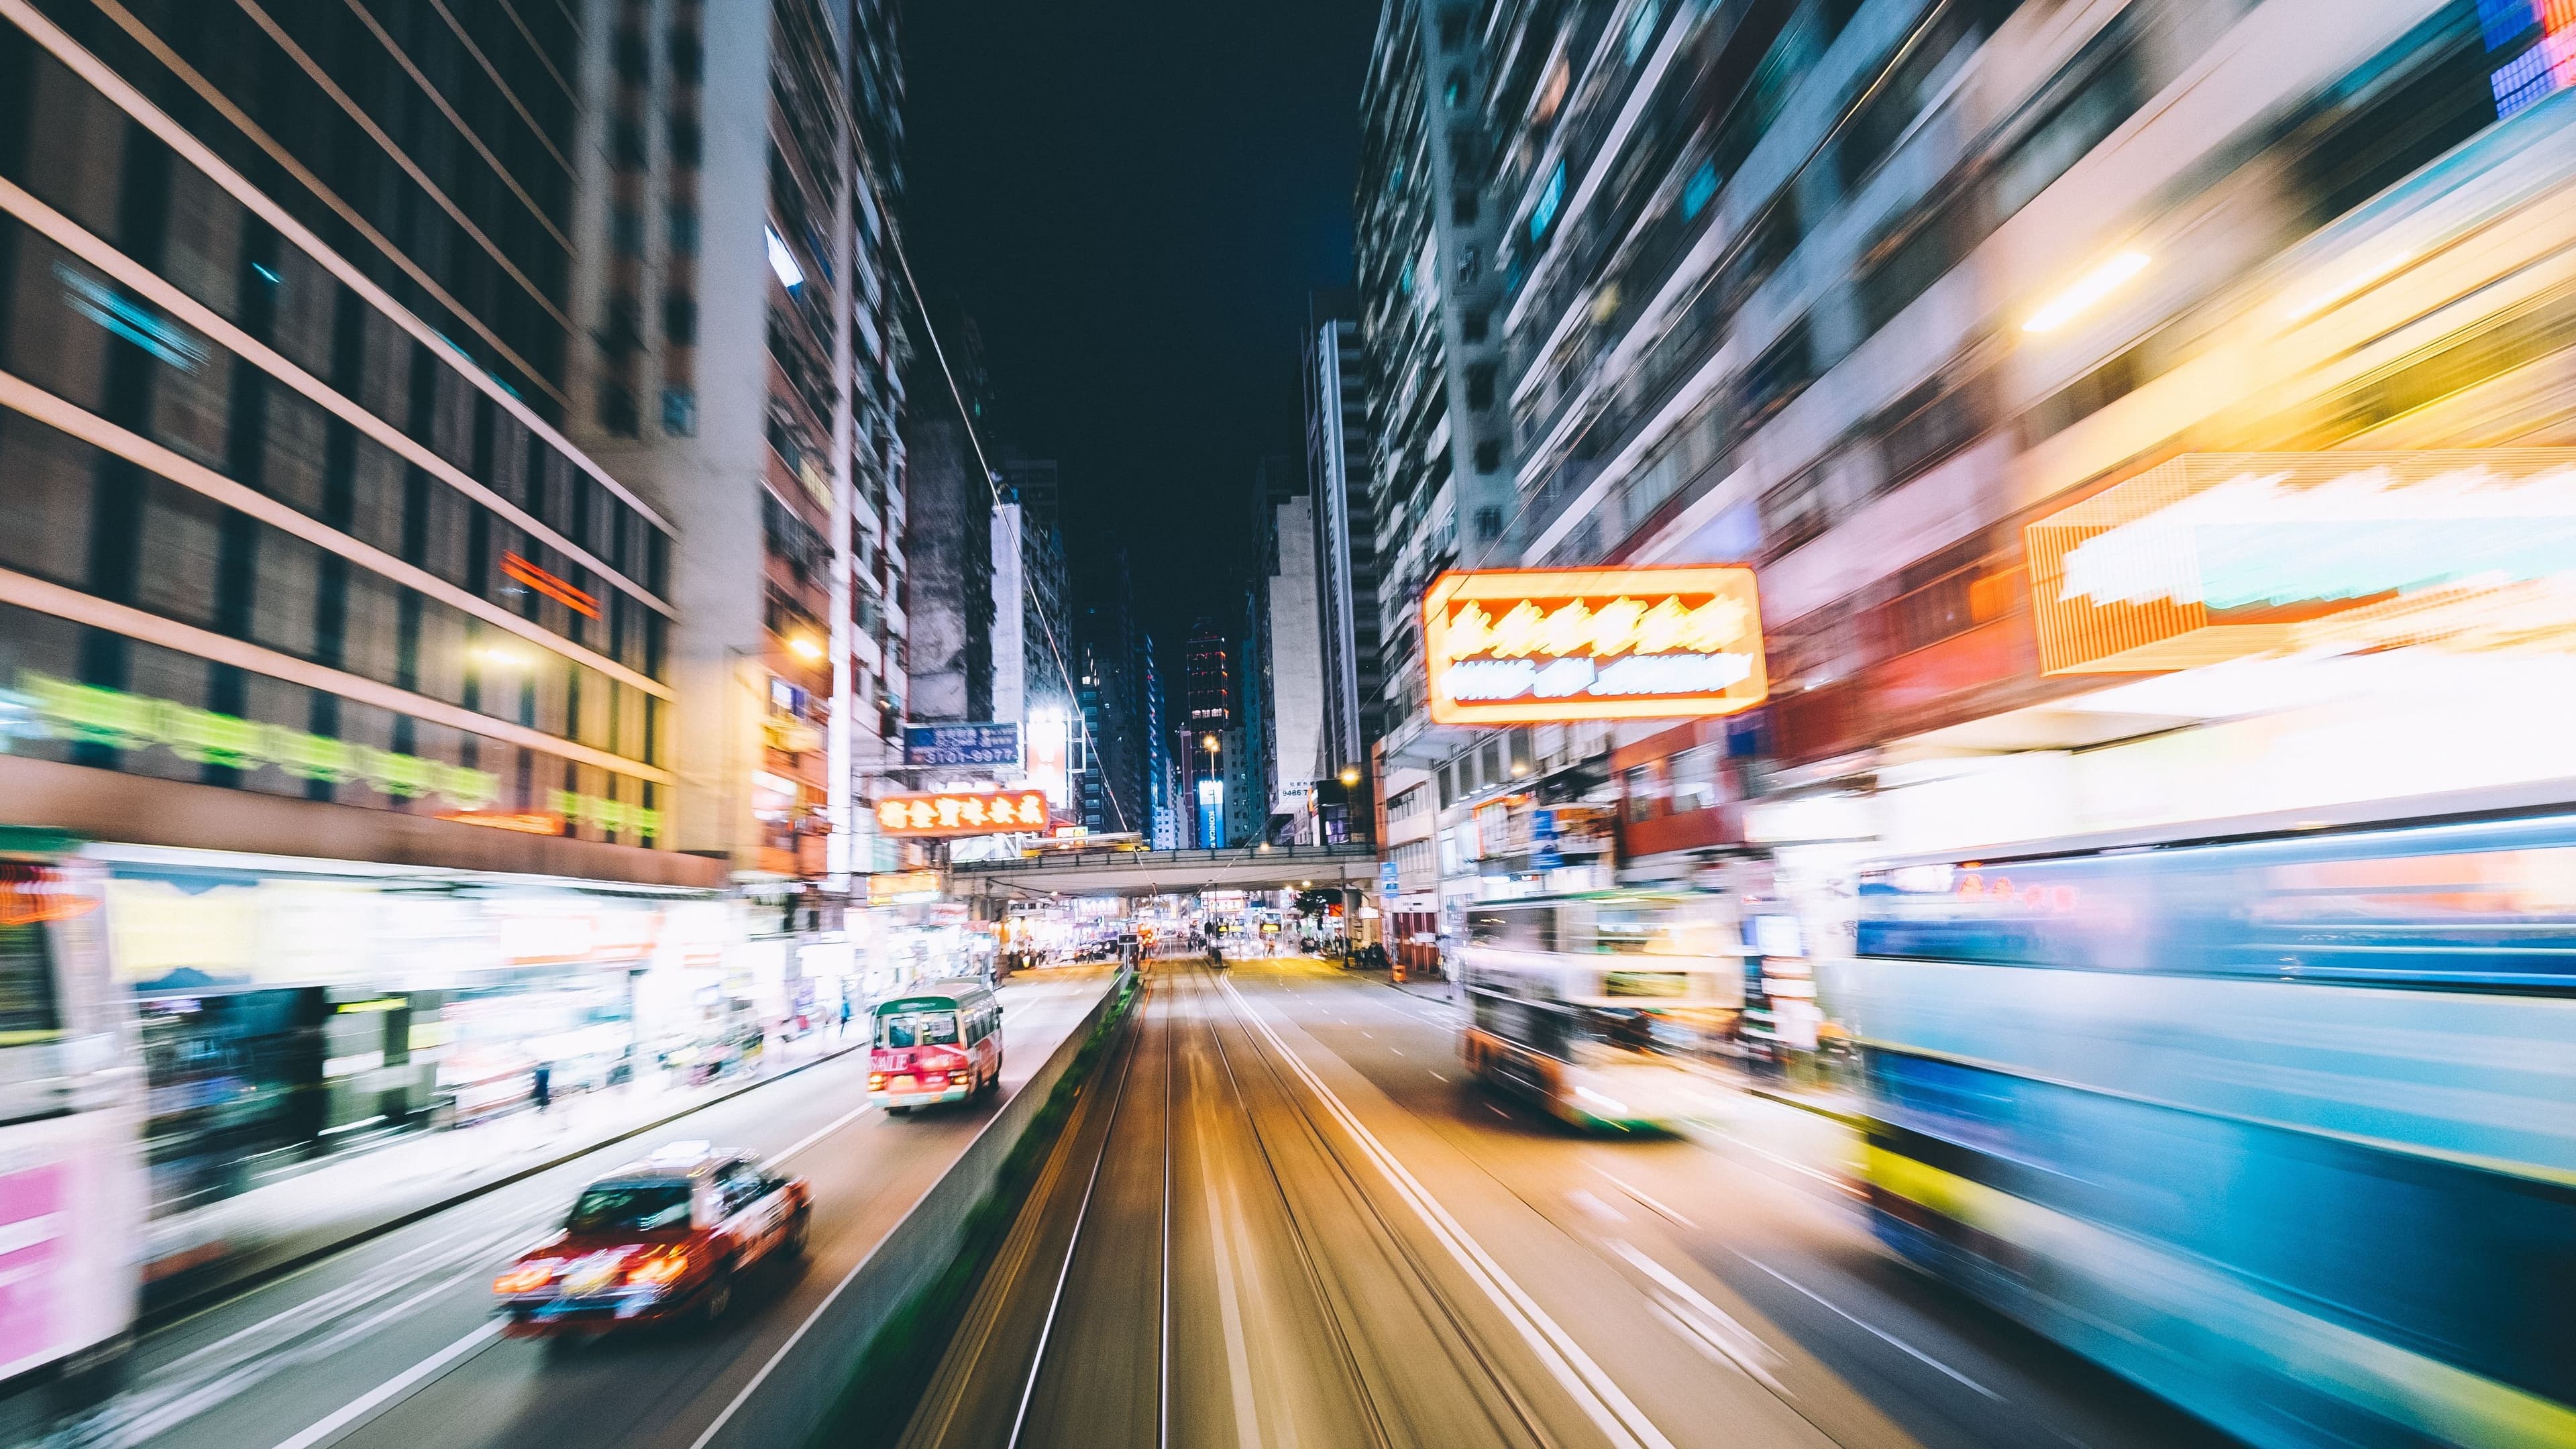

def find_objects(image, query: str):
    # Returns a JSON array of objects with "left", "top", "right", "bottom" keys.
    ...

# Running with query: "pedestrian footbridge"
[{"left": 947, "top": 842, "right": 1379, "bottom": 899}]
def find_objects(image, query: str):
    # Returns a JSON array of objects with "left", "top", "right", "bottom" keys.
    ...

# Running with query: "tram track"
[{"left": 902, "top": 958, "right": 1560, "bottom": 1449}]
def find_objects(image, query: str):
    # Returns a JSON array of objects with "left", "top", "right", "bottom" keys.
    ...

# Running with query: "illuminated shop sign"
[
  {"left": 873, "top": 790, "right": 1053, "bottom": 837},
  {"left": 499, "top": 551, "right": 600, "bottom": 620},
  {"left": 1421, "top": 566, "right": 1768, "bottom": 724},
  {"left": 866, "top": 869, "right": 944, "bottom": 906},
  {"left": 902, "top": 722, "right": 1022, "bottom": 767},
  {"left": 2027, "top": 451, "right": 2576, "bottom": 674}
]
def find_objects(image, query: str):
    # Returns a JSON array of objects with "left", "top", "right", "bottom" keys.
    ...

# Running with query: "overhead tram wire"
[{"left": 882, "top": 223, "right": 1134, "bottom": 835}]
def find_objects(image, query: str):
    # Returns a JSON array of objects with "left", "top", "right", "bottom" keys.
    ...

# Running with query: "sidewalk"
[{"left": 142, "top": 1028, "right": 862, "bottom": 1321}]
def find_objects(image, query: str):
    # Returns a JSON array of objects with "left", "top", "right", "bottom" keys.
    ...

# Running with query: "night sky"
[{"left": 903, "top": 1, "right": 1382, "bottom": 651}]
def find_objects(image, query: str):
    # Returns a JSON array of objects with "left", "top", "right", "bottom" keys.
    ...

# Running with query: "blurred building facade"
[
  {"left": 567, "top": 0, "right": 911, "bottom": 890},
  {"left": 0, "top": 4, "right": 772, "bottom": 1220},
  {"left": 1347, "top": 0, "right": 2576, "bottom": 969}
]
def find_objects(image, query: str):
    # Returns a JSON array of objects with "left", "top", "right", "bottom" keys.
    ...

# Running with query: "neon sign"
[
  {"left": 873, "top": 790, "right": 1053, "bottom": 837},
  {"left": 500, "top": 551, "right": 600, "bottom": 621},
  {"left": 1422, "top": 566, "right": 1768, "bottom": 723}
]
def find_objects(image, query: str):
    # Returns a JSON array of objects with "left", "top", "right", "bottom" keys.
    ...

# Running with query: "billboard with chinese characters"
[
  {"left": 873, "top": 790, "right": 1054, "bottom": 837},
  {"left": 901, "top": 722, "right": 1022, "bottom": 767},
  {"left": 1421, "top": 566, "right": 1768, "bottom": 724}
]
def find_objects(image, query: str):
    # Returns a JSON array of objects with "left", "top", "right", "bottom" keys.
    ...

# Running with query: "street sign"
[
  {"left": 1378, "top": 861, "right": 1399, "bottom": 894},
  {"left": 902, "top": 722, "right": 1022, "bottom": 767}
]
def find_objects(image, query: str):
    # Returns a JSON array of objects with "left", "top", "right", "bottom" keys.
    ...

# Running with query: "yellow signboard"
[{"left": 1423, "top": 566, "right": 1768, "bottom": 723}]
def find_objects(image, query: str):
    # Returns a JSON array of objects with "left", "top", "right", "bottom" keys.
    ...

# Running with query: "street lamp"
[
  {"left": 1338, "top": 765, "right": 1360, "bottom": 787},
  {"left": 788, "top": 633, "right": 824, "bottom": 663}
]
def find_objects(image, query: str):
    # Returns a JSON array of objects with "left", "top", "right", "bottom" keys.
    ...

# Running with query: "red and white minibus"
[{"left": 865, "top": 982, "right": 1002, "bottom": 1114}]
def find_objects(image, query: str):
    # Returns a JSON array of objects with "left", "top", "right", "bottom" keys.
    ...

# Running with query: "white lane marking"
[
  {"left": 1428, "top": 1071, "right": 1447, "bottom": 1081},
  {"left": 690, "top": 999, "right": 1108, "bottom": 1449},
  {"left": 1591, "top": 1168, "right": 1698, "bottom": 1231},
  {"left": 1487, "top": 1104, "right": 1510, "bottom": 1118},
  {"left": 1605, "top": 1240, "right": 1788, "bottom": 1395},
  {"left": 1737, "top": 1256, "right": 2002, "bottom": 1401},
  {"left": 1197, "top": 1105, "right": 1268, "bottom": 1449},
  {"left": 775, "top": 1101, "right": 874, "bottom": 1163},
  {"left": 1693, "top": 1124, "right": 1863, "bottom": 1198},
  {"left": 1217, "top": 975, "right": 1676, "bottom": 1449},
  {"left": 1390, "top": 1047, "right": 1403, "bottom": 1057},
  {"left": 1567, "top": 1189, "right": 1627, "bottom": 1223},
  {"left": 266, "top": 1320, "right": 502, "bottom": 1449}
]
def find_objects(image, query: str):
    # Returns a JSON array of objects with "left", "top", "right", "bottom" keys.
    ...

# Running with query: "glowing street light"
[
  {"left": 787, "top": 633, "right": 824, "bottom": 663},
  {"left": 1338, "top": 765, "right": 1360, "bottom": 787},
  {"left": 475, "top": 645, "right": 528, "bottom": 669},
  {"left": 2023, "top": 251, "right": 2150, "bottom": 333}
]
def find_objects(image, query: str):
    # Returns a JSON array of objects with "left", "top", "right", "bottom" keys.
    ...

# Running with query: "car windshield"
[
  {"left": 566, "top": 1183, "right": 692, "bottom": 1233},
  {"left": 877, "top": 1010, "right": 959, "bottom": 1049}
]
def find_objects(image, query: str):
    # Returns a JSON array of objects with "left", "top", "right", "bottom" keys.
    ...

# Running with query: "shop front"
[{"left": 102, "top": 850, "right": 718, "bottom": 1219}]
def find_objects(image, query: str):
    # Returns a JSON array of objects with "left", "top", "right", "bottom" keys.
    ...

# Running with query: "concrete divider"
[{"left": 693, "top": 964, "right": 1134, "bottom": 1449}]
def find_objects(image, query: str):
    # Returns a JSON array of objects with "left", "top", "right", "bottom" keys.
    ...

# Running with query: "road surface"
[
  {"left": 902, "top": 957, "right": 2235, "bottom": 1449},
  {"left": 38, "top": 967, "right": 1114, "bottom": 1449}
]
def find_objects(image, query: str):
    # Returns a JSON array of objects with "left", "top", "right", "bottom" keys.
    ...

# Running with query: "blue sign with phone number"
[{"left": 903, "top": 722, "right": 1022, "bottom": 766}]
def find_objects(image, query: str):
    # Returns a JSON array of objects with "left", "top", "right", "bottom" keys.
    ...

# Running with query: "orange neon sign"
[
  {"left": 0, "top": 865, "right": 97, "bottom": 927},
  {"left": 438, "top": 810, "right": 566, "bottom": 837},
  {"left": 874, "top": 790, "right": 1053, "bottom": 837},
  {"left": 1422, "top": 566, "right": 1768, "bottom": 724},
  {"left": 500, "top": 551, "right": 600, "bottom": 620}
]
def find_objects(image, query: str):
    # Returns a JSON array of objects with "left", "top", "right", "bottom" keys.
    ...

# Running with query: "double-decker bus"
[
  {"left": 1457, "top": 891, "right": 1745, "bottom": 1130},
  {"left": 1843, "top": 799, "right": 2576, "bottom": 1448},
  {"left": 0, "top": 829, "right": 144, "bottom": 1412}
]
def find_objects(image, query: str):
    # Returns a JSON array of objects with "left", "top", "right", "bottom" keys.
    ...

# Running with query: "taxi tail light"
[
  {"left": 626, "top": 1252, "right": 691, "bottom": 1287},
  {"left": 867, "top": 1071, "right": 887, "bottom": 1087},
  {"left": 949, "top": 1070, "right": 973, "bottom": 1085},
  {"left": 494, "top": 1263, "right": 555, "bottom": 1294}
]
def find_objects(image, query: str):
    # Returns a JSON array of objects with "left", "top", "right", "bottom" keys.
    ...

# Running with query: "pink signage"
[{"left": 0, "top": 1163, "right": 65, "bottom": 1371}]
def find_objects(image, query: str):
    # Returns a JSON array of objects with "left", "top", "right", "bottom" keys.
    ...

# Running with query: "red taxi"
[
  {"left": 492, "top": 1142, "right": 809, "bottom": 1336},
  {"left": 867, "top": 982, "right": 1002, "bottom": 1114}
]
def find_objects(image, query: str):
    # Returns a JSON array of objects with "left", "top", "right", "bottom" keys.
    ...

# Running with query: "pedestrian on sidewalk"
[
  {"left": 839, "top": 996, "right": 853, "bottom": 1040},
  {"left": 531, "top": 1061, "right": 553, "bottom": 1117}
]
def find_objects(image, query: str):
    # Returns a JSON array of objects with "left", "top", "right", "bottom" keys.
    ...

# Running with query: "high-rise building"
[
  {"left": 0, "top": 7, "right": 688, "bottom": 877},
  {"left": 568, "top": 0, "right": 909, "bottom": 886},
  {"left": 1142, "top": 634, "right": 1179, "bottom": 849},
  {"left": 1077, "top": 555, "right": 1147, "bottom": 837},
  {"left": 1356, "top": 0, "right": 1511, "bottom": 764},
  {"left": 1304, "top": 292, "right": 1381, "bottom": 788},
  {"left": 0, "top": 5, "right": 712, "bottom": 1205},
  {"left": 1181, "top": 616, "right": 1232, "bottom": 845},
  {"left": 1252, "top": 457, "right": 1327, "bottom": 842},
  {"left": 991, "top": 460, "right": 1073, "bottom": 728},
  {"left": 1434, "top": 0, "right": 2576, "bottom": 921}
]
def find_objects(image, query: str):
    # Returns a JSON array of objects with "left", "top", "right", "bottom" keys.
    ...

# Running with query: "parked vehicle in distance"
[
  {"left": 1457, "top": 892, "right": 1745, "bottom": 1131},
  {"left": 492, "top": 1142, "right": 808, "bottom": 1338},
  {"left": 867, "top": 982, "right": 1002, "bottom": 1114}
]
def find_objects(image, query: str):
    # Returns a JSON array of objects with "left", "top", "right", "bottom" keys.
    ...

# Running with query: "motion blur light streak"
[{"left": 2019, "top": 250, "right": 2151, "bottom": 333}]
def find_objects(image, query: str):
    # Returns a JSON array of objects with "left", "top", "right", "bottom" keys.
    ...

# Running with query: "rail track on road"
[{"left": 899, "top": 959, "right": 1560, "bottom": 1449}]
